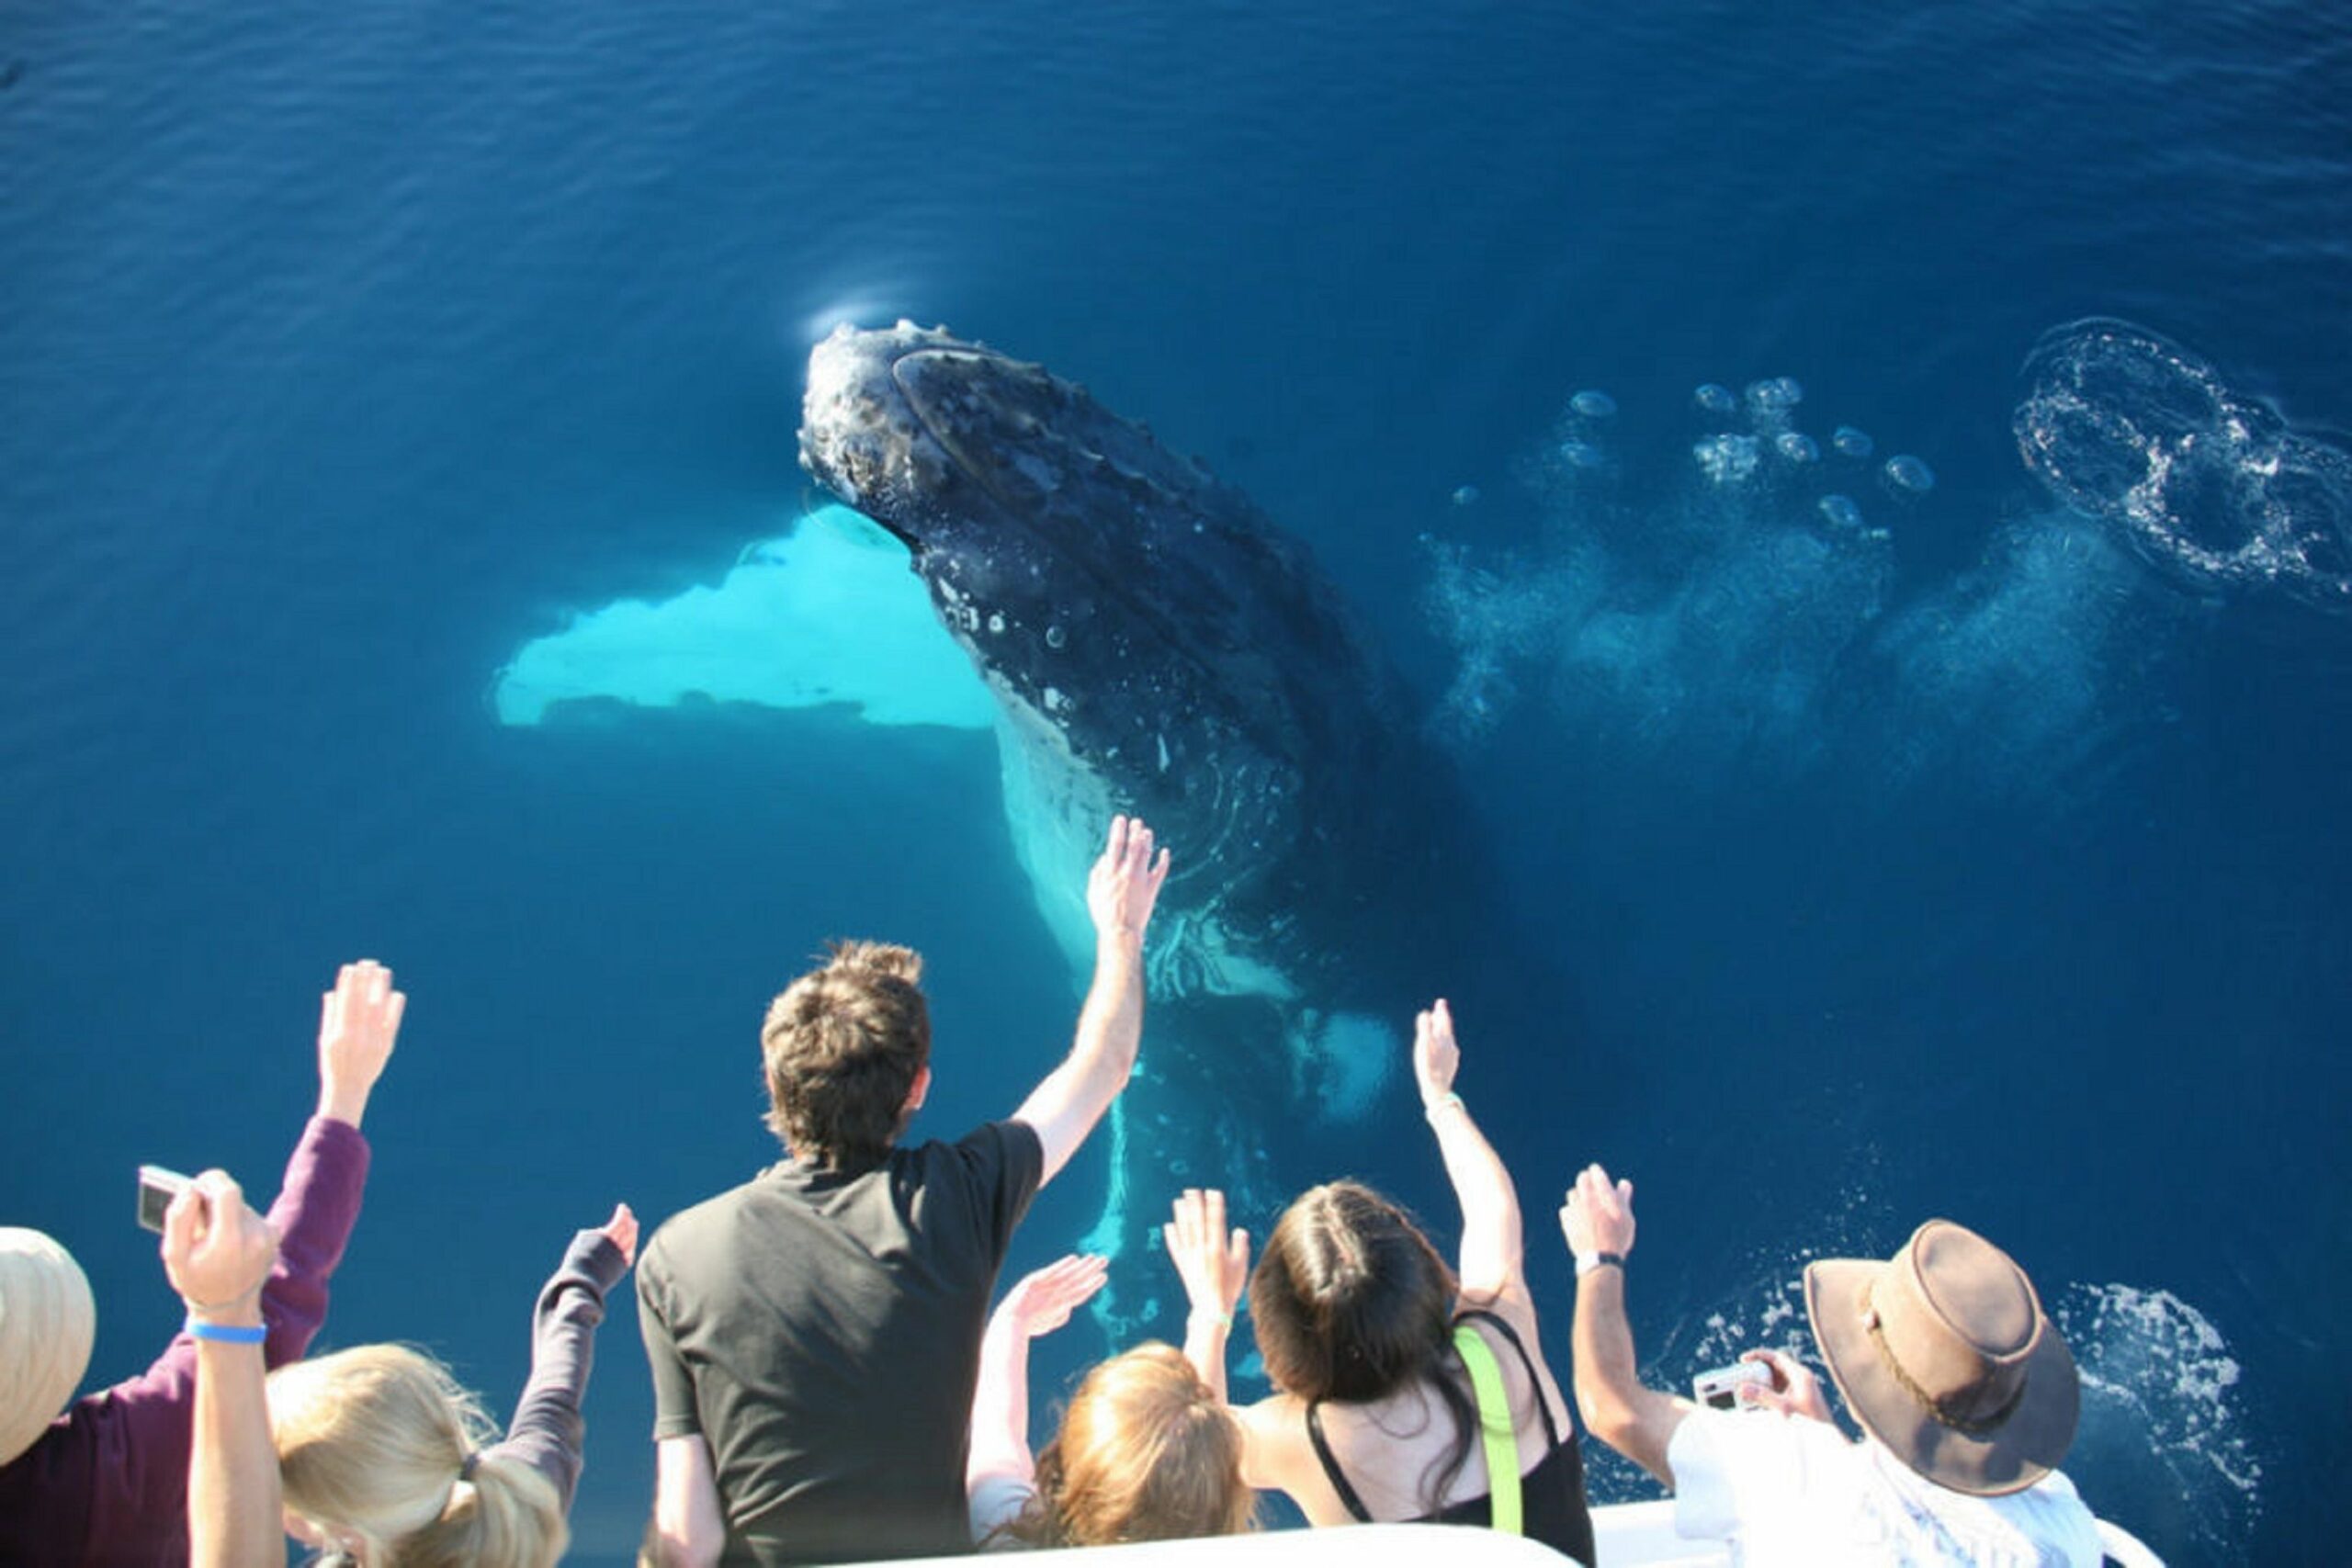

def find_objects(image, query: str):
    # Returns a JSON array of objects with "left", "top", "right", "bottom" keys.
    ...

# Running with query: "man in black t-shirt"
[{"left": 639, "top": 816, "right": 1170, "bottom": 1566}]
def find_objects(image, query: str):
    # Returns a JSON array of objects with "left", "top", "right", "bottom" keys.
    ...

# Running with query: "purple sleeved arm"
[
  {"left": 482, "top": 1230, "right": 629, "bottom": 1516},
  {"left": 259, "top": 1116, "right": 370, "bottom": 1366},
  {"left": 0, "top": 1115, "right": 370, "bottom": 1567}
]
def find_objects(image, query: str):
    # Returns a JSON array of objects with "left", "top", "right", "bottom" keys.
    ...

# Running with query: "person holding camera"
[
  {"left": 0, "top": 959, "right": 402, "bottom": 1565},
  {"left": 164, "top": 1169, "right": 289, "bottom": 1568},
  {"left": 1561, "top": 1161, "right": 2105, "bottom": 1565}
]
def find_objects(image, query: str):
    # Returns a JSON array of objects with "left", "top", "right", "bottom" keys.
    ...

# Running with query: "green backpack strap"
[{"left": 1452, "top": 1322, "right": 1522, "bottom": 1535}]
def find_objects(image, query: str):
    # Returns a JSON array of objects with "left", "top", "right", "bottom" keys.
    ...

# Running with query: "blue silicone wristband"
[{"left": 186, "top": 1318, "right": 267, "bottom": 1345}]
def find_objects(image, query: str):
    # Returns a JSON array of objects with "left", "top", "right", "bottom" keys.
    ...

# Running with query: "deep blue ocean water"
[{"left": 4, "top": 1, "right": 2346, "bottom": 1561}]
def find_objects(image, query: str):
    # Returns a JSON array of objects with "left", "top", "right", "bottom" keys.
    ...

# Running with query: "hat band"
[{"left": 1861, "top": 1280, "right": 2027, "bottom": 1439}]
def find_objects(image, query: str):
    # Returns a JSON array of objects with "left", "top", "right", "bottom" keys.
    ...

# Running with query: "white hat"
[{"left": 0, "top": 1228, "right": 96, "bottom": 1468}]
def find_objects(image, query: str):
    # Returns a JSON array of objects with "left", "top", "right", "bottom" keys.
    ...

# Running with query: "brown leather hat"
[{"left": 1804, "top": 1219, "right": 2079, "bottom": 1496}]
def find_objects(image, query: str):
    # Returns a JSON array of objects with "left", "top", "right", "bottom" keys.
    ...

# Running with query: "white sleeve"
[{"left": 1666, "top": 1407, "right": 1822, "bottom": 1541}]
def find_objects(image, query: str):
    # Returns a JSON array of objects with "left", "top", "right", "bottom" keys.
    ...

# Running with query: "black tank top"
[{"left": 1304, "top": 1309, "right": 1596, "bottom": 1567}]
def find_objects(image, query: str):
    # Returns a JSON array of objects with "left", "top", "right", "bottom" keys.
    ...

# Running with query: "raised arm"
[
  {"left": 1414, "top": 999, "right": 1523, "bottom": 1300},
  {"left": 167, "top": 1171, "right": 288, "bottom": 1568},
  {"left": 262, "top": 960, "right": 400, "bottom": 1370},
  {"left": 1012, "top": 816, "right": 1170, "bottom": 1186},
  {"left": 1561, "top": 1162, "right": 1688, "bottom": 1483},
  {"left": 314, "top": 960, "right": 402, "bottom": 1131},
  {"left": 966, "top": 1254, "right": 1109, "bottom": 1539},
  {"left": 494, "top": 1205, "right": 637, "bottom": 1513},
  {"left": 1162, "top": 1189, "right": 1249, "bottom": 1402}
]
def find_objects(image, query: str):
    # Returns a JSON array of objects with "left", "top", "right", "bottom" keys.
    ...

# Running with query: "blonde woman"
[
  {"left": 965, "top": 1190, "right": 1254, "bottom": 1547},
  {"left": 269, "top": 1204, "right": 637, "bottom": 1567}
]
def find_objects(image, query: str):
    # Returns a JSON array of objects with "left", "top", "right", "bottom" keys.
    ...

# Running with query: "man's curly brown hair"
[{"left": 761, "top": 940, "right": 932, "bottom": 1168}]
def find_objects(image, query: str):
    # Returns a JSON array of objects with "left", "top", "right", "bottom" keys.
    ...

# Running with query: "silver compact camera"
[
  {"left": 136, "top": 1164, "right": 191, "bottom": 1233},
  {"left": 1690, "top": 1359, "right": 1774, "bottom": 1411}
]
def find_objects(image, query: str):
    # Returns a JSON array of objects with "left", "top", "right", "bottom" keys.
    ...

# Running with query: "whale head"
[{"left": 798, "top": 322, "right": 1442, "bottom": 974}]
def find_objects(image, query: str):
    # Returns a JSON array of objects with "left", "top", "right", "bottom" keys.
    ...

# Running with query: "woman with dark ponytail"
[
  {"left": 1232, "top": 1001, "right": 1595, "bottom": 1565},
  {"left": 266, "top": 1205, "right": 636, "bottom": 1568}
]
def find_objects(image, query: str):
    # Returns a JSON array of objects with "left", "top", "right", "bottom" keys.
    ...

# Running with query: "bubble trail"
[
  {"left": 1570, "top": 389, "right": 1618, "bottom": 419},
  {"left": 1693, "top": 434, "right": 1761, "bottom": 484}
]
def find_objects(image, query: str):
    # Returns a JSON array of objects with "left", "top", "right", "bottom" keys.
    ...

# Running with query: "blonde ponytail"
[{"left": 267, "top": 1344, "right": 567, "bottom": 1568}]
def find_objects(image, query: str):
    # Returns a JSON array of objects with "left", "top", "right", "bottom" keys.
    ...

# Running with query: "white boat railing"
[{"left": 882, "top": 1507, "right": 2166, "bottom": 1565}]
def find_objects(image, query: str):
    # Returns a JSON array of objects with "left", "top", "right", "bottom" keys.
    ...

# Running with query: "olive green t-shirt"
[{"left": 638, "top": 1120, "right": 1045, "bottom": 1565}]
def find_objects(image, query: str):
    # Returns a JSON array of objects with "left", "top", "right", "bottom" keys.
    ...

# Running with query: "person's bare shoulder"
[{"left": 1235, "top": 1391, "right": 1312, "bottom": 1485}]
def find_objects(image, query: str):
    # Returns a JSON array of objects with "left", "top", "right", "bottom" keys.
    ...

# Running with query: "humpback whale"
[
  {"left": 799, "top": 322, "right": 1506, "bottom": 1277},
  {"left": 801, "top": 322, "right": 1476, "bottom": 1013}
]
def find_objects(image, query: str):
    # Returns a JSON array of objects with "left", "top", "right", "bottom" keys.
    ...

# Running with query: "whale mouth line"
[{"left": 886, "top": 347, "right": 1063, "bottom": 540}]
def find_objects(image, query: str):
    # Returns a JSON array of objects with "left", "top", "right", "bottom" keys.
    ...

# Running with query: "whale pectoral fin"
[{"left": 492, "top": 504, "right": 995, "bottom": 730}]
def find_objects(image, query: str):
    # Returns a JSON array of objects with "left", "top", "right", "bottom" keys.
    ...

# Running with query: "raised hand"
[
  {"left": 1162, "top": 1188, "right": 1250, "bottom": 1324},
  {"left": 1086, "top": 815, "right": 1171, "bottom": 944},
  {"left": 162, "top": 1171, "right": 279, "bottom": 1325},
  {"left": 1414, "top": 998, "right": 1462, "bottom": 1108},
  {"left": 996, "top": 1254, "right": 1110, "bottom": 1339},
  {"left": 598, "top": 1202, "right": 640, "bottom": 1269},
  {"left": 1560, "top": 1161, "right": 1637, "bottom": 1259},
  {"left": 317, "top": 959, "right": 405, "bottom": 1129}
]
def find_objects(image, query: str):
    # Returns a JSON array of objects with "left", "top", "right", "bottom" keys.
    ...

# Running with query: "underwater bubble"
[
  {"left": 1570, "top": 389, "right": 1619, "bottom": 419},
  {"left": 1451, "top": 484, "right": 1480, "bottom": 507},
  {"left": 1694, "top": 383, "right": 1738, "bottom": 415},
  {"left": 1884, "top": 454, "right": 1937, "bottom": 492},
  {"left": 1833, "top": 425, "right": 1875, "bottom": 458},
  {"left": 986, "top": 613, "right": 1005, "bottom": 635},
  {"left": 1818, "top": 494, "right": 1866, "bottom": 531},
  {"left": 1693, "top": 434, "right": 1762, "bottom": 485},
  {"left": 1776, "top": 432, "right": 1821, "bottom": 465},
  {"left": 1045, "top": 624, "right": 1068, "bottom": 649},
  {"left": 1558, "top": 440, "right": 1608, "bottom": 470},
  {"left": 1747, "top": 376, "right": 1804, "bottom": 412}
]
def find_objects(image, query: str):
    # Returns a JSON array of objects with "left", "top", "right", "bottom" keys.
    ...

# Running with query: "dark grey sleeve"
[{"left": 482, "top": 1228, "right": 629, "bottom": 1515}]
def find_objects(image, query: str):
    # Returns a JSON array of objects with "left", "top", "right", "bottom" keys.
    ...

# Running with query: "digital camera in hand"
[
  {"left": 1691, "top": 1360, "right": 1773, "bottom": 1412},
  {"left": 135, "top": 1165, "right": 190, "bottom": 1233}
]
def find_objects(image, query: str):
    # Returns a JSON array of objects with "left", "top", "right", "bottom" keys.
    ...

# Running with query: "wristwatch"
[{"left": 1574, "top": 1250, "right": 1626, "bottom": 1277}]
